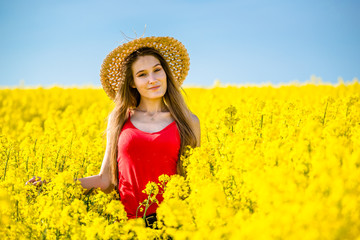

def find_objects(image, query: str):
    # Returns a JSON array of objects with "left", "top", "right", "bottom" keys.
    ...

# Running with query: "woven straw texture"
[{"left": 100, "top": 36, "right": 190, "bottom": 100}]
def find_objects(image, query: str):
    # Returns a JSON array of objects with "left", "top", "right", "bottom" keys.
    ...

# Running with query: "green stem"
[
  {"left": 3, "top": 147, "right": 11, "bottom": 180},
  {"left": 143, "top": 189, "right": 153, "bottom": 220},
  {"left": 26, "top": 156, "right": 29, "bottom": 172},
  {"left": 16, "top": 200, "right": 19, "bottom": 222},
  {"left": 41, "top": 154, "right": 44, "bottom": 169},
  {"left": 136, "top": 205, "right": 141, "bottom": 218},
  {"left": 33, "top": 139, "right": 37, "bottom": 156},
  {"left": 322, "top": 100, "right": 328, "bottom": 126}
]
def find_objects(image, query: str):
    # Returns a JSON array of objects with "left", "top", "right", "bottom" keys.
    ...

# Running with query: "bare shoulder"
[
  {"left": 190, "top": 113, "right": 200, "bottom": 127},
  {"left": 190, "top": 113, "right": 201, "bottom": 146},
  {"left": 107, "top": 111, "right": 114, "bottom": 125}
]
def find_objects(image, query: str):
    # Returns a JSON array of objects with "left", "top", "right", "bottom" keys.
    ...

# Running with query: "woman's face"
[{"left": 131, "top": 55, "right": 167, "bottom": 101}]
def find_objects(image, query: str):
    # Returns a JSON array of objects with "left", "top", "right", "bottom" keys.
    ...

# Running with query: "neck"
[{"left": 136, "top": 98, "right": 167, "bottom": 113}]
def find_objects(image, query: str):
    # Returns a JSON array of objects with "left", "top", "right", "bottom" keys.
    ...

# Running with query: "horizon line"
[{"left": 1, "top": 78, "right": 359, "bottom": 90}]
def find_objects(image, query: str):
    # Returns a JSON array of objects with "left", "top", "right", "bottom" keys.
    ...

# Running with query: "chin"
[
  {"left": 150, "top": 89, "right": 166, "bottom": 98},
  {"left": 150, "top": 93, "right": 166, "bottom": 99},
  {"left": 139, "top": 87, "right": 167, "bottom": 99}
]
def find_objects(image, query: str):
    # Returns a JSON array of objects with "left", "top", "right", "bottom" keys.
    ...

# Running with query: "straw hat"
[{"left": 100, "top": 36, "right": 190, "bottom": 100}]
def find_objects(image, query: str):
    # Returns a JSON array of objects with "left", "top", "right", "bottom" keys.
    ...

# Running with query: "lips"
[{"left": 148, "top": 85, "right": 160, "bottom": 90}]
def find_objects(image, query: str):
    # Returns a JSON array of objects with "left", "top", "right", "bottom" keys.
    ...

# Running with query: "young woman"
[{"left": 27, "top": 36, "right": 201, "bottom": 227}]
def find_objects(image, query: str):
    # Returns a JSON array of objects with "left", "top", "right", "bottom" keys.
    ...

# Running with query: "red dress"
[{"left": 117, "top": 114, "right": 180, "bottom": 219}]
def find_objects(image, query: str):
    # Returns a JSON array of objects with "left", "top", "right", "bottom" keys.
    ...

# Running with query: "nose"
[{"left": 148, "top": 73, "right": 157, "bottom": 84}]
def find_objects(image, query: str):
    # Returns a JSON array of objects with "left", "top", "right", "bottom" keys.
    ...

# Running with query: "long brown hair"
[{"left": 107, "top": 47, "right": 198, "bottom": 187}]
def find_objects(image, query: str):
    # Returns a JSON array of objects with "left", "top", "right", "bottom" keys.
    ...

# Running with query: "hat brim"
[{"left": 100, "top": 36, "right": 190, "bottom": 100}]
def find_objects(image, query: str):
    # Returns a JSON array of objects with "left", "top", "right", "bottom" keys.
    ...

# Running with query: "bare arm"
[
  {"left": 26, "top": 114, "right": 116, "bottom": 194},
  {"left": 77, "top": 114, "right": 115, "bottom": 194}
]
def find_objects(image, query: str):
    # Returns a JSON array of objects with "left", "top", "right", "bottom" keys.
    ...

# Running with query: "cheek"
[
  {"left": 133, "top": 77, "right": 145, "bottom": 89},
  {"left": 160, "top": 72, "right": 167, "bottom": 80},
  {"left": 162, "top": 80, "right": 168, "bottom": 94}
]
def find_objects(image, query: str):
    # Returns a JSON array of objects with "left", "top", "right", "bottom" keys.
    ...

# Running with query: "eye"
[
  {"left": 138, "top": 73, "right": 147, "bottom": 77},
  {"left": 154, "top": 67, "right": 162, "bottom": 72}
]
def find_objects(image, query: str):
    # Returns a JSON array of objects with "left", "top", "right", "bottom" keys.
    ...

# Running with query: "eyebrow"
[{"left": 135, "top": 63, "right": 162, "bottom": 75}]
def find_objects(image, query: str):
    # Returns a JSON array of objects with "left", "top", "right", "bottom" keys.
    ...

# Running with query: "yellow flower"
[
  {"left": 143, "top": 181, "right": 159, "bottom": 196},
  {"left": 1, "top": 82, "right": 360, "bottom": 238}
]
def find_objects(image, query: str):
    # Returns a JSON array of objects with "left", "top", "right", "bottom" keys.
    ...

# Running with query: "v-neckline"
[{"left": 128, "top": 118, "right": 176, "bottom": 134}]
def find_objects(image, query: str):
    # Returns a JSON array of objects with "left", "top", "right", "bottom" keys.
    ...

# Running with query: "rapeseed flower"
[{"left": 1, "top": 83, "right": 360, "bottom": 239}]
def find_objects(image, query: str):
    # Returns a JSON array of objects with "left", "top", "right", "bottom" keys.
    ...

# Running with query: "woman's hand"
[{"left": 25, "top": 176, "right": 49, "bottom": 186}]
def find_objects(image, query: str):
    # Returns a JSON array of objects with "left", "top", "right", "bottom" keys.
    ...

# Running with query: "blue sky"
[{"left": 0, "top": 0, "right": 359, "bottom": 87}]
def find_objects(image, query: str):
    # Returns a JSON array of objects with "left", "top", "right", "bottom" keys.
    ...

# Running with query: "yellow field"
[{"left": 1, "top": 83, "right": 359, "bottom": 239}]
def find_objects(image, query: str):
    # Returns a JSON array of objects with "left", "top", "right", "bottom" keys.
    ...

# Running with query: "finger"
[
  {"left": 33, "top": 180, "right": 42, "bottom": 186},
  {"left": 26, "top": 177, "right": 35, "bottom": 185}
]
